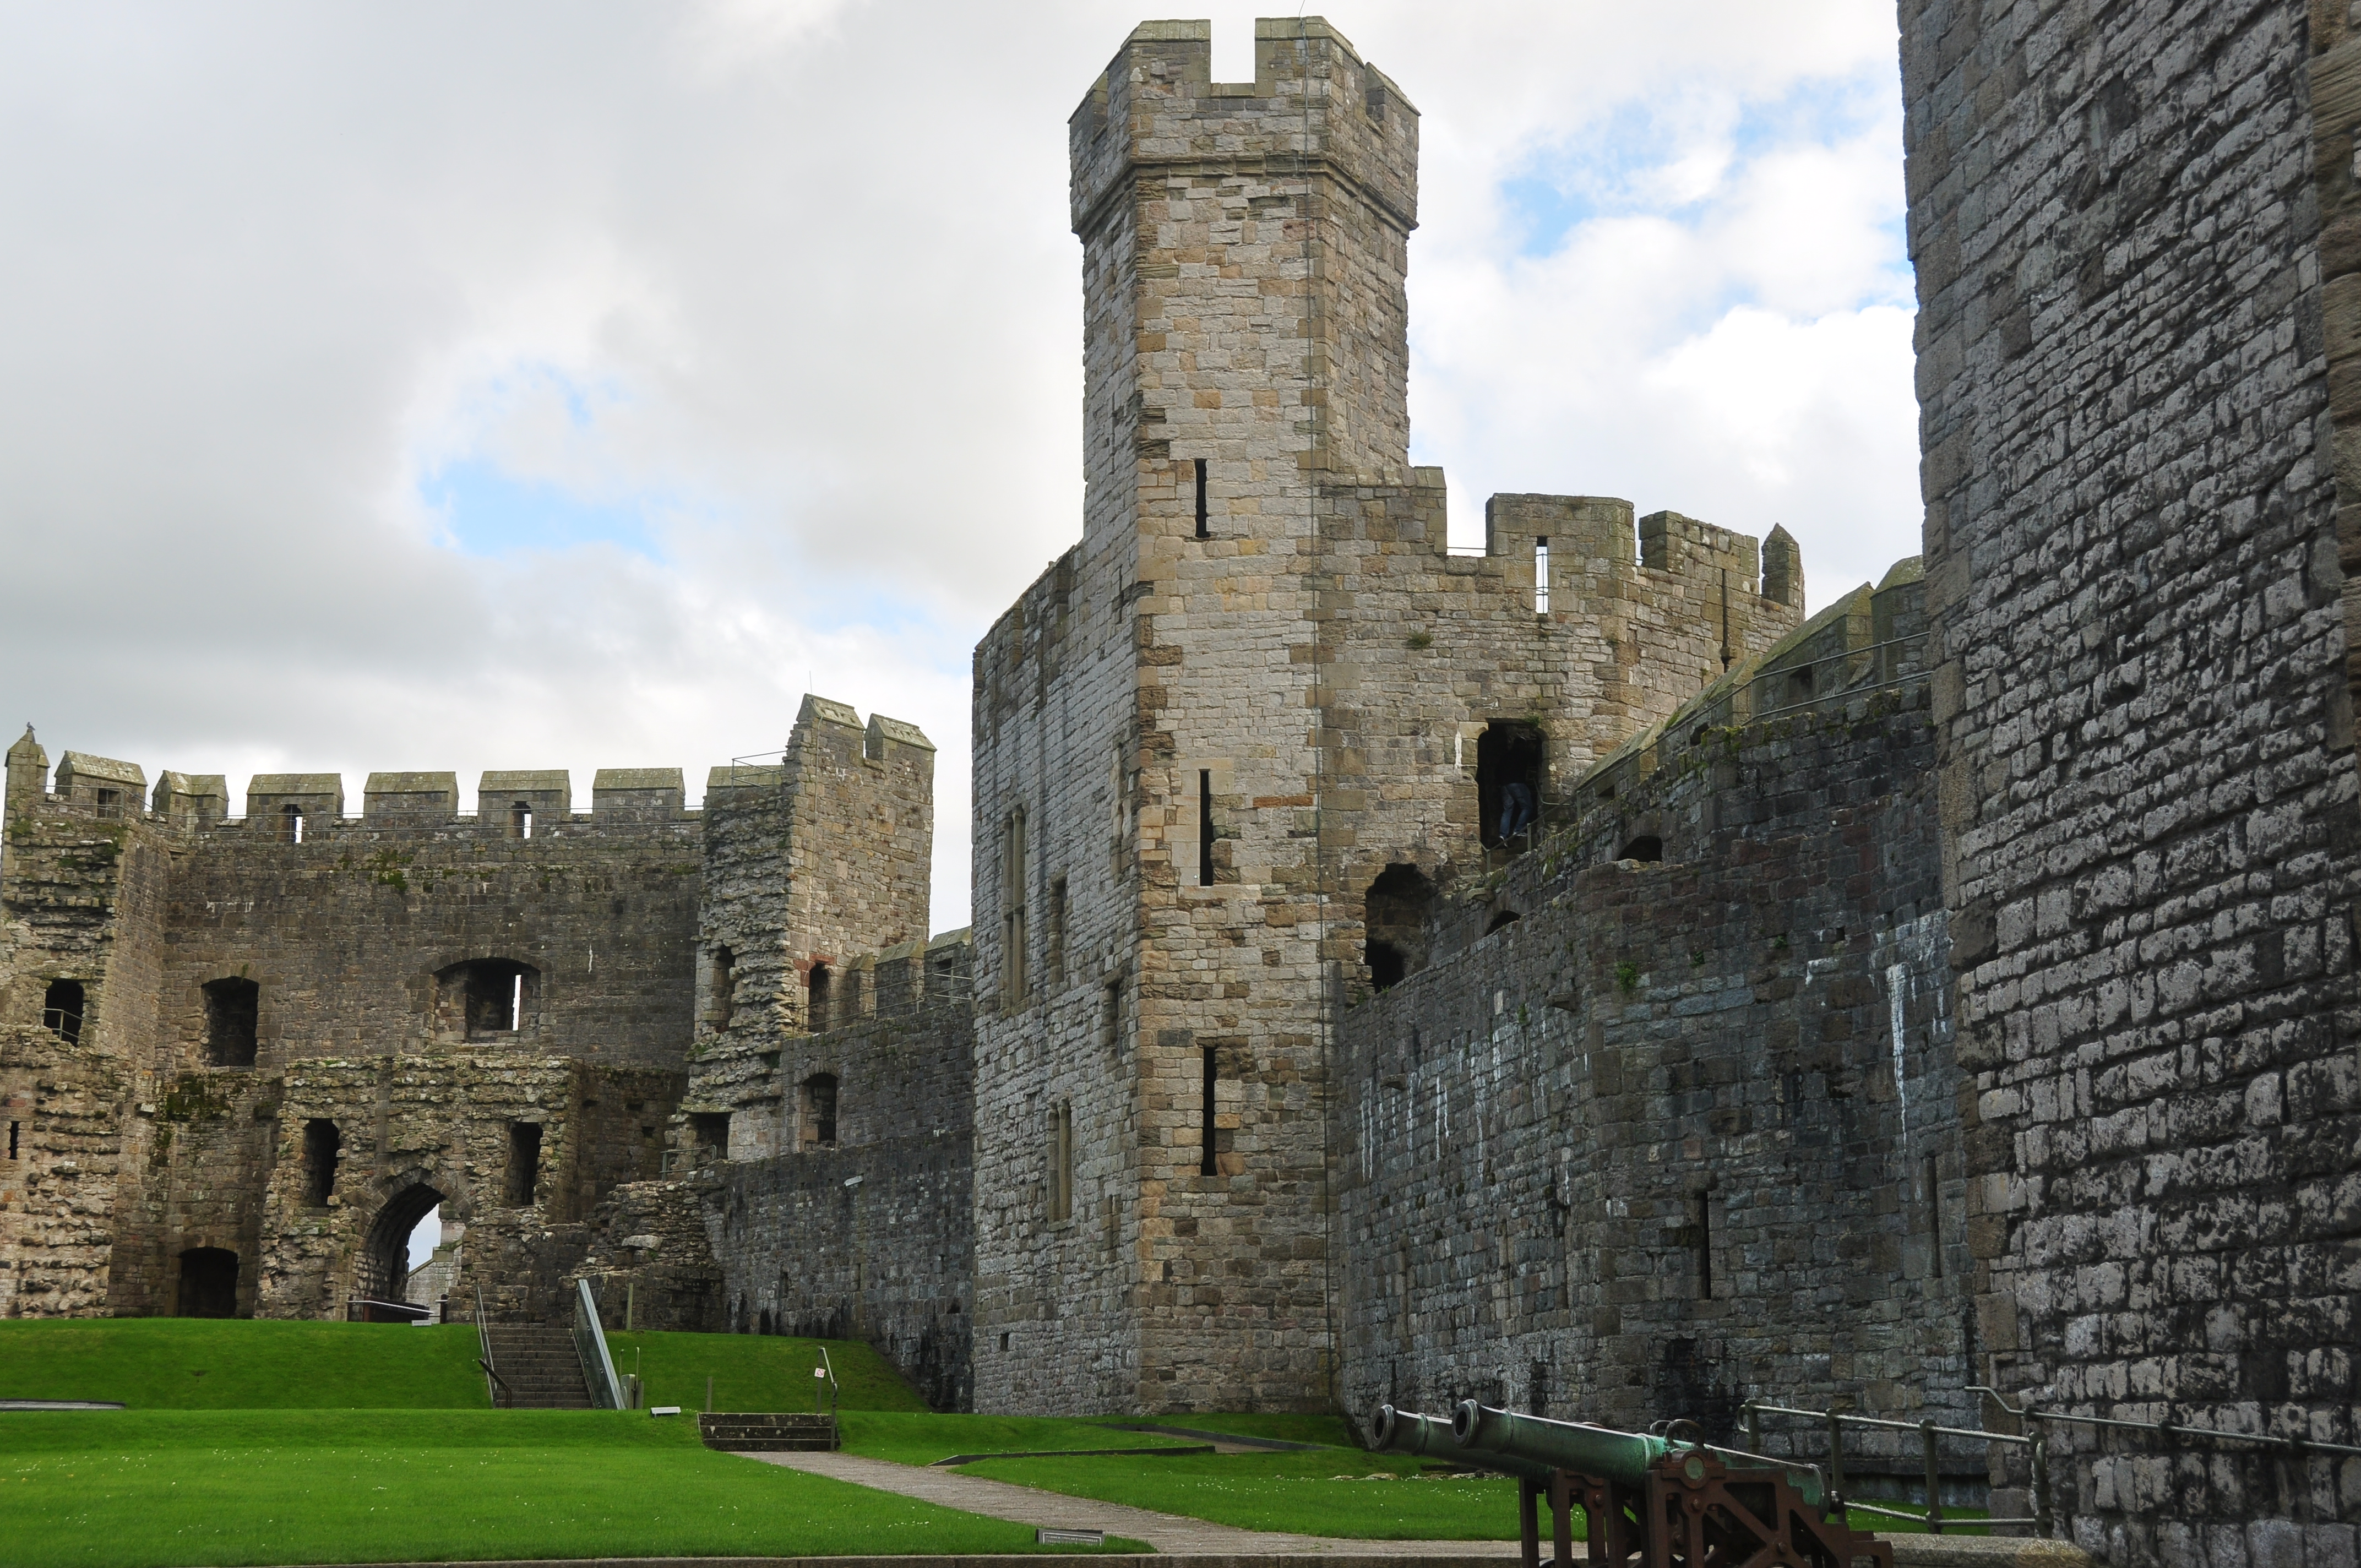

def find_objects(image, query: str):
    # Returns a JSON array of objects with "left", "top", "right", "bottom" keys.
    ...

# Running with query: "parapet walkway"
[{"left": 736, "top": 1450, "right": 1519, "bottom": 1558}]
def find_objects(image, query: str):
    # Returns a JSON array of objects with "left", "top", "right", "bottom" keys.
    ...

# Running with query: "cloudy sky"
[{"left": 0, "top": 1, "right": 1919, "bottom": 933}]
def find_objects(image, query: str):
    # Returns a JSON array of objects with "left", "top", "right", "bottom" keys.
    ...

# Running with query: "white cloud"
[{"left": 0, "top": 2, "right": 1918, "bottom": 929}]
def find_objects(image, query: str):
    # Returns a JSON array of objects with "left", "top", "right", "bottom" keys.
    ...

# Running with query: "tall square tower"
[{"left": 972, "top": 18, "right": 1419, "bottom": 1413}]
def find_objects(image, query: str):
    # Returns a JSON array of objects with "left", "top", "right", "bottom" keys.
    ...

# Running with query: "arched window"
[
  {"left": 202, "top": 978, "right": 259, "bottom": 1068},
  {"left": 1486, "top": 908, "right": 1523, "bottom": 935},
  {"left": 1363, "top": 865, "right": 1436, "bottom": 992},
  {"left": 42, "top": 979, "right": 84, "bottom": 1044},
  {"left": 281, "top": 803, "right": 305, "bottom": 843},
  {"left": 434, "top": 959, "right": 538, "bottom": 1039},
  {"left": 801, "top": 1074, "right": 838, "bottom": 1148},
  {"left": 1620, "top": 836, "right": 1664, "bottom": 863}
]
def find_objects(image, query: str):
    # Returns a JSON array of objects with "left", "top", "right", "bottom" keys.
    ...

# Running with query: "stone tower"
[{"left": 971, "top": 17, "right": 1802, "bottom": 1415}]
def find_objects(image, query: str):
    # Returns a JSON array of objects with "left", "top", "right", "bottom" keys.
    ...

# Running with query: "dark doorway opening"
[
  {"left": 1476, "top": 722, "right": 1546, "bottom": 849},
  {"left": 808, "top": 963, "right": 833, "bottom": 1032},
  {"left": 802, "top": 1074, "right": 838, "bottom": 1148},
  {"left": 356, "top": 1183, "right": 444, "bottom": 1305},
  {"left": 1620, "top": 836, "right": 1664, "bottom": 863},
  {"left": 302, "top": 1119, "right": 340, "bottom": 1206},
  {"left": 1486, "top": 908, "right": 1523, "bottom": 935},
  {"left": 690, "top": 1112, "right": 731, "bottom": 1163},
  {"left": 709, "top": 947, "right": 735, "bottom": 1032},
  {"left": 42, "top": 979, "right": 84, "bottom": 1044},
  {"left": 177, "top": 1247, "right": 240, "bottom": 1318},
  {"left": 1363, "top": 864, "right": 1437, "bottom": 992},
  {"left": 505, "top": 1122, "right": 542, "bottom": 1206},
  {"left": 202, "top": 978, "right": 259, "bottom": 1067}
]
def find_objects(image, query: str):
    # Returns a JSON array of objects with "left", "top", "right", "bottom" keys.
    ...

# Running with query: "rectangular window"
[
  {"left": 1101, "top": 971, "right": 1125, "bottom": 1053},
  {"left": 1194, "top": 458, "right": 1210, "bottom": 537},
  {"left": 1198, "top": 770, "right": 1215, "bottom": 888},
  {"left": 302, "top": 1119, "right": 339, "bottom": 1207},
  {"left": 1535, "top": 537, "right": 1551, "bottom": 614},
  {"left": 7, "top": 1120, "right": 17, "bottom": 1160},
  {"left": 1047, "top": 1102, "right": 1074, "bottom": 1221},
  {"left": 1695, "top": 1192, "right": 1715, "bottom": 1299},
  {"left": 1200, "top": 1046, "right": 1217, "bottom": 1176},
  {"left": 1003, "top": 810, "right": 1030, "bottom": 1004},
  {"left": 1925, "top": 1151, "right": 1944, "bottom": 1278},
  {"left": 506, "top": 1122, "right": 542, "bottom": 1207},
  {"left": 1047, "top": 876, "right": 1068, "bottom": 988}
]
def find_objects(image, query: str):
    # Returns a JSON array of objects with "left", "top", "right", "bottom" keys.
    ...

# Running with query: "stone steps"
[
  {"left": 483, "top": 1325, "right": 592, "bottom": 1409},
  {"left": 699, "top": 1412, "right": 839, "bottom": 1451}
]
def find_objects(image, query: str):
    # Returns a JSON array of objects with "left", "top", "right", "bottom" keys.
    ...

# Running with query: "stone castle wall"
[{"left": 1902, "top": 0, "right": 2361, "bottom": 1558}]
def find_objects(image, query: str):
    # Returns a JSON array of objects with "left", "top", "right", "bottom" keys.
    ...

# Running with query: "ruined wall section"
[
  {"left": 781, "top": 698, "right": 935, "bottom": 999},
  {"left": 159, "top": 810, "right": 701, "bottom": 1075},
  {"left": 0, "top": 1025, "right": 126, "bottom": 1318},
  {"left": 1902, "top": 0, "right": 2361, "bottom": 1556},
  {"left": 1334, "top": 678, "right": 1963, "bottom": 1464},
  {"left": 687, "top": 937, "right": 975, "bottom": 1411},
  {"left": 699, "top": 763, "right": 792, "bottom": 1055}
]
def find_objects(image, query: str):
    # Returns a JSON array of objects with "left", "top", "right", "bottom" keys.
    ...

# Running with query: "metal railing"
[
  {"left": 1747, "top": 1388, "right": 2361, "bottom": 1537},
  {"left": 475, "top": 1284, "right": 504, "bottom": 1408},
  {"left": 571, "top": 1277, "right": 625, "bottom": 1410},
  {"left": 40, "top": 1008, "right": 83, "bottom": 1044}
]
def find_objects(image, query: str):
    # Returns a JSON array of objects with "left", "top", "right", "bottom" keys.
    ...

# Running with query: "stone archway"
[{"left": 355, "top": 1182, "right": 443, "bottom": 1305}]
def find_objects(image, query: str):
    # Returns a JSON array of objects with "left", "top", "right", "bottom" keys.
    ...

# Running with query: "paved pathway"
[{"left": 734, "top": 1450, "right": 1523, "bottom": 1558}]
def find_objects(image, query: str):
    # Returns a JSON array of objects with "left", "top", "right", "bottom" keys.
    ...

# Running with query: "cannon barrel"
[
  {"left": 1452, "top": 1402, "right": 1825, "bottom": 1509},
  {"left": 1370, "top": 1404, "right": 1555, "bottom": 1483}
]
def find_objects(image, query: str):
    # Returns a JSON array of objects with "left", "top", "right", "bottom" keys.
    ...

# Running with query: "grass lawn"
[
  {"left": 0, "top": 1408, "right": 1140, "bottom": 1568},
  {"left": 1088, "top": 1411, "right": 1365, "bottom": 1449},
  {"left": 960, "top": 1446, "right": 1525, "bottom": 1540},
  {"left": 840, "top": 1411, "right": 1208, "bottom": 1467},
  {"left": 0, "top": 1318, "right": 923, "bottom": 1412}
]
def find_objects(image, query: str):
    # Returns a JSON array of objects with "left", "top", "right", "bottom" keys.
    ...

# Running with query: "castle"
[{"left": 0, "top": 17, "right": 2351, "bottom": 1564}]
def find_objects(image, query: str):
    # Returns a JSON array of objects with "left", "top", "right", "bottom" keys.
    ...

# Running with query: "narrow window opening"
[
  {"left": 1002, "top": 810, "right": 1030, "bottom": 1004},
  {"left": 802, "top": 1074, "right": 838, "bottom": 1148},
  {"left": 302, "top": 1118, "right": 340, "bottom": 1207},
  {"left": 709, "top": 947, "right": 736, "bottom": 1032},
  {"left": 1366, "top": 81, "right": 1388, "bottom": 121},
  {"left": 505, "top": 1121, "right": 542, "bottom": 1207},
  {"left": 1193, "top": 458, "right": 1210, "bottom": 537},
  {"left": 42, "top": 979, "right": 85, "bottom": 1045},
  {"left": 808, "top": 962, "right": 832, "bottom": 1032},
  {"left": 1200, "top": 1046, "right": 1218, "bottom": 1177},
  {"left": 1534, "top": 537, "right": 1551, "bottom": 614},
  {"left": 1197, "top": 770, "right": 1215, "bottom": 887},
  {"left": 1047, "top": 876, "right": 1068, "bottom": 988},
  {"left": 1109, "top": 745, "right": 1130, "bottom": 880},
  {"left": 1048, "top": 1101, "right": 1074, "bottom": 1221},
  {"left": 282, "top": 803, "right": 304, "bottom": 843},
  {"left": 1101, "top": 972, "right": 1127, "bottom": 1052},
  {"left": 509, "top": 802, "right": 534, "bottom": 839},
  {"left": 510, "top": 974, "right": 522, "bottom": 1030},
  {"left": 1620, "top": 836, "right": 1664, "bottom": 863},
  {"left": 176, "top": 1247, "right": 240, "bottom": 1319},
  {"left": 1925, "top": 1151, "right": 1944, "bottom": 1278},
  {"left": 202, "top": 978, "right": 259, "bottom": 1068},
  {"left": 1695, "top": 1193, "right": 1715, "bottom": 1299},
  {"left": 8, "top": 1121, "right": 18, "bottom": 1159}
]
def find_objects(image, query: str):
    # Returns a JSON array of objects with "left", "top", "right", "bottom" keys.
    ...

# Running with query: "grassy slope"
[
  {"left": 0, "top": 1409, "right": 1137, "bottom": 1568},
  {"left": 0, "top": 1320, "right": 922, "bottom": 1412},
  {"left": 840, "top": 1411, "right": 1206, "bottom": 1467},
  {"left": 1089, "top": 1412, "right": 1365, "bottom": 1449},
  {"left": 962, "top": 1447, "right": 1525, "bottom": 1540}
]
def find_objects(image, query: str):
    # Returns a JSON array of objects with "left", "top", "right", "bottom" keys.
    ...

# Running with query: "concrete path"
[{"left": 735, "top": 1450, "right": 1522, "bottom": 1559}]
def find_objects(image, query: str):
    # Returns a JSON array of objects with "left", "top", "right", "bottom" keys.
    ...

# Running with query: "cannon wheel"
[{"left": 1525, "top": 1451, "right": 1894, "bottom": 1568}]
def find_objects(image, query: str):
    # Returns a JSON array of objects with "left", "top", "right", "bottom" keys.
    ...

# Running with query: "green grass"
[
  {"left": 0, "top": 1320, "right": 483, "bottom": 1408},
  {"left": 1089, "top": 1411, "right": 1366, "bottom": 1449},
  {"left": 960, "top": 1445, "right": 1526, "bottom": 1540},
  {"left": 601, "top": 1330, "right": 927, "bottom": 1413},
  {"left": 840, "top": 1411, "right": 1207, "bottom": 1467},
  {"left": 0, "top": 1408, "right": 1139, "bottom": 1567},
  {"left": 0, "top": 1319, "right": 924, "bottom": 1413}
]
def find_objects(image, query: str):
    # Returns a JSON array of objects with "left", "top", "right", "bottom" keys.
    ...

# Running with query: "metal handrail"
[
  {"left": 1744, "top": 1397, "right": 2050, "bottom": 1537},
  {"left": 572, "top": 1277, "right": 625, "bottom": 1410},
  {"left": 475, "top": 1284, "right": 501, "bottom": 1408}
]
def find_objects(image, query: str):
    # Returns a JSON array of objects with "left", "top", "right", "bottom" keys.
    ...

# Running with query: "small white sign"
[{"left": 651, "top": 1406, "right": 682, "bottom": 1417}]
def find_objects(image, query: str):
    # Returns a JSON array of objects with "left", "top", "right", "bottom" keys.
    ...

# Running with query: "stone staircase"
[
  {"left": 698, "top": 1412, "right": 839, "bottom": 1451},
  {"left": 483, "top": 1324, "right": 592, "bottom": 1409}
]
